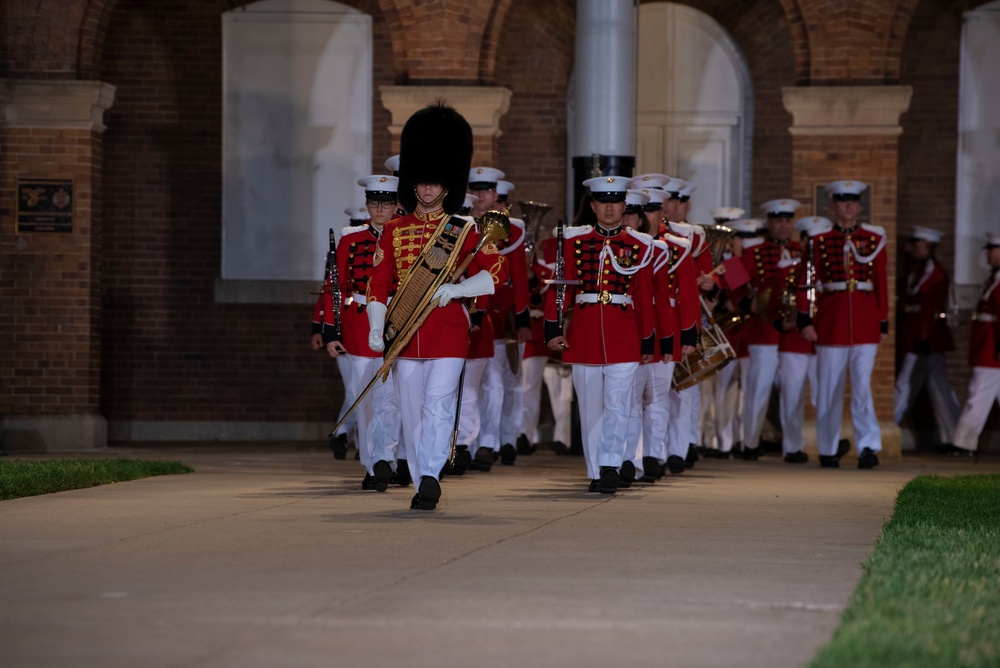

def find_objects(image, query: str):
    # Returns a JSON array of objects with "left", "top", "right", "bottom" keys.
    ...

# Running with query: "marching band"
[{"left": 309, "top": 103, "right": 997, "bottom": 511}]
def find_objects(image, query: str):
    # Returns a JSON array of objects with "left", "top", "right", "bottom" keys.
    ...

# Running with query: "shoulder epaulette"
[
  {"left": 861, "top": 223, "right": 886, "bottom": 237},
  {"left": 777, "top": 257, "right": 801, "bottom": 270},
  {"left": 743, "top": 237, "right": 765, "bottom": 249},
  {"left": 625, "top": 228, "right": 654, "bottom": 246},
  {"left": 508, "top": 217, "right": 525, "bottom": 230},
  {"left": 339, "top": 224, "right": 370, "bottom": 238},
  {"left": 564, "top": 225, "right": 591, "bottom": 240},
  {"left": 808, "top": 221, "right": 834, "bottom": 237},
  {"left": 664, "top": 233, "right": 691, "bottom": 249}
]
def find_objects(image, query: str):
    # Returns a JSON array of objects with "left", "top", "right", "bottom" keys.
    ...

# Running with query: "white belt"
[
  {"left": 823, "top": 281, "right": 873, "bottom": 292},
  {"left": 576, "top": 292, "right": 633, "bottom": 306},
  {"left": 669, "top": 297, "right": 676, "bottom": 307},
  {"left": 974, "top": 313, "right": 997, "bottom": 323},
  {"left": 903, "top": 304, "right": 920, "bottom": 313},
  {"left": 350, "top": 294, "right": 391, "bottom": 306},
  {"left": 530, "top": 309, "right": 544, "bottom": 318}
]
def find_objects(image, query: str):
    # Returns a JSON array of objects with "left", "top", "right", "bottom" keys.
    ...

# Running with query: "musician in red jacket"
[
  {"left": 739, "top": 198, "right": 802, "bottom": 460},
  {"left": 468, "top": 167, "right": 531, "bottom": 469},
  {"left": 799, "top": 180, "right": 888, "bottom": 469},
  {"left": 894, "top": 225, "right": 960, "bottom": 447},
  {"left": 365, "top": 103, "right": 508, "bottom": 511},
  {"left": 319, "top": 175, "right": 404, "bottom": 491},
  {"left": 545, "top": 175, "right": 657, "bottom": 494},
  {"left": 951, "top": 234, "right": 1000, "bottom": 453},
  {"left": 771, "top": 216, "right": 826, "bottom": 464}
]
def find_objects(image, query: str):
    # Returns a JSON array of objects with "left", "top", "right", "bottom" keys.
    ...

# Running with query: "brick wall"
[{"left": 0, "top": 127, "right": 102, "bottom": 415}]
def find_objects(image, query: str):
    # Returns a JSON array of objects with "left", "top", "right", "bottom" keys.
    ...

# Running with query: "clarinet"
[
  {"left": 805, "top": 233, "right": 816, "bottom": 318},
  {"left": 555, "top": 219, "right": 567, "bottom": 325},
  {"left": 325, "top": 228, "right": 342, "bottom": 339}
]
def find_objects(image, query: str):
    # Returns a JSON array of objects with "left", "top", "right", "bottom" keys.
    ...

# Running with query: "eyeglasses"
[{"left": 367, "top": 201, "right": 396, "bottom": 209}]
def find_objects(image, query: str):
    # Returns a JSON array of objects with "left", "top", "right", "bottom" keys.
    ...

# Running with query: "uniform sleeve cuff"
[
  {"left": 544, "top": 319, "right": 563, "bottom": 343},
  {"left": 772, "top": 318, "right": 785, "bottom": 333},
  {"left": 641, "top": 335, "right": 655, "bottom": 356},
  {"left": 321, "top": 327, "right": 341, "bottom": 344},
  {"left": 797, "top": 312, "right": 813, "bottom": 330},
  {"left": 660, "top": 336, "right": 674, "bottom": 354},
  {"left": 704, "top": 283, "right": 720, "bottom": 300},
  {"left": 311, "top": 322, "right": 322, "bottom": 335},
  {"left": 880, "top": 320, "right": 889, "bottom": 335},
  {"left": 681, "top": 326, "right": 698, "bottom": 347},
  {"left": 515, "top": 309, "right": 531, "bottom": 330},
  {"left": 738, "top": 296, "right": 752, "bottom": 317}
]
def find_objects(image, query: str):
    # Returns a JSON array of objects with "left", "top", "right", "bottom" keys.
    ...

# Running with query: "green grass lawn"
[
  {"left": 0, "top": 458, "right": 193, "bottom": 500},
  {"left": 810, "top": 474, "right": 1000, "bottom": 667}
]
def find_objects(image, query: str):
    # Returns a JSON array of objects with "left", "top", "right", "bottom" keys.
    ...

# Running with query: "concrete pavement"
[{"left": 2, "top": 444, "right": 996, "bottom": 668}]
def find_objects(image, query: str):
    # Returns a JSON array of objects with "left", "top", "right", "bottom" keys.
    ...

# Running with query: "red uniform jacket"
[
  {"left": 524, "top": 236, "right": 556, "bottom": 360},
  {"left": 485, "top": 218, "right": 531, "bottom": 341},
  {"left": 367, "top": 210, "right": 508, "bottom": 360},
  {"left": 544, "top": 225, "right": 656, "bottom": 365},
  {"left": 969, "top": 269, "right": 1000, "bottom": 369},
  {"left": 742, "top": 237, "right": 802, "bottom": 346},
  {"left": 770, "top": 255, "right": 814, "bottom": 354},
  {"left": 797, "top": 224, "right": 888, "bottom": 346},
  {"left": 654, "top": 234, "right": 700, "bottom": 359},
  {"left": 900, "top": 258, "right": 954, "bottom": 354}
]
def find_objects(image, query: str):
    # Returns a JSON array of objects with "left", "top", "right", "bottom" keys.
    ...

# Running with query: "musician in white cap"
[
  {"left": 798, "top": 180, "right": 887, "bottom": 469},
  {"left": 314, "top": 204, "right": 369, "bottom": 458},
  {"left": 496, "top": 179, "right": 515, "bottom": 205},
  {"left": 949, "top": 233, "right": 1000, "bottom": 454},
  {"left": 770, "top": 216, "right": 826, "bottom": 463},
  {"left": 545, "top": 175, "right": 657, "bottom": 493},
  {"left": 467, "top": 166, "right": 531, "bottom": 469},
  {"left": 894, "top": 225, "right": 960, "bottom": 448},
  {"left": 740, "top": 198, "right": 802, "bottom": 460},
  {"left": 320, "top": 175, "right": 404, "bottom": 490}
]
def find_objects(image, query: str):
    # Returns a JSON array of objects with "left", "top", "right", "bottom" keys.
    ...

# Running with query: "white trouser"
[
  {"left": 778, "top": 352, "right": 813, "bottom": 454},
  {"left": 743, "top": 345, "right": 780, "bottom": 449},
  {"left": 458, "top": 358, "right": 489, "bottom": 445},
  {"left": 736, "top": 357, "right": 749, "bottom": 445},
  {"left": 625, "top": 362, "right": 673, "bottom": 477},
  {"left": 496, "top": 341, "right": 525, "bottom": 446},
  {"left": 668, "top": 385, "right": 698, "bottom": 458},
  {"left": 815, "top": 344, "right": 881, "bottom": 456},
  {"left": 573, "top": 363, "right": 639, "bottom": 480},
  {"left": 344, "top": 356, "right": 401, "bottom": 474},
  {"left": 894, "top": 352, "right": 961, "bottom": 443},
  {"left": 713, "top": 360, "right": 741, "bottom": 452},
  {"left": 952, "top": 367, "right": 1000, "bottom": 451},
  {"left": 543, "top": 363, "right": 574, "bottom": 445},
  {"left": 334, "top": 354, "right": 358, "bottom": 438},
  {"left": 520, "top": 356, "right": 548, "bottom": 443},
  {"left": 690, "top": 377, "right": 702, "bottom": 446},
  {"left": 478, "top": 346, "right": 506, "bottom": 454},
  {"left": 393, "top": 357, "right": 465, "bottom": 482}
]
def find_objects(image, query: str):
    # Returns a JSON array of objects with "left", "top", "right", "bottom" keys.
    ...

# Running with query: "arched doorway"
[{"left": 636, "top": 2, "right": 752, "bottom": 223}]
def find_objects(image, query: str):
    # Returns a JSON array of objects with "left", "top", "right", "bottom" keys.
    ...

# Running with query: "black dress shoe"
[
  {"left": 598, "top": 467, "right": 620, "bottom": 494},
  {"left": 741, "top": 446, "right": 760, "bottom": 461},
  {"left": 685, "top": 444, "right": 700, "bottom": 468},
  {"left": 857, "top": 447, "right": 879, "bottom": 469},
  {"left": 373, "top": 460, "right": 392, "bottom": 492},
  {"left": 551, "top": 441, "right": 569, "bottom": 455},
  {"left": 642, "top": 456, "right": 662, "bottom": 480},
  {"left": 667, "top": 455, "right": 686, "bottom": 474},
  {"left": 470, "top": 447, "right": 493, "bottom": 472},
  {"left": 588, "top": 479, "right": 601, "bottom": 493},
  {"left": 935, "top": 443, "right": 975, "bottom": 457},
  {"left": 619, "top": 461, "right": 635, "bottom": 488},
  {"left": 516, "top": 434, "right": 535, "bottom": 455},
  {"left": 410, "top": 476, "right": 441, "bottom": 510},
  {"left": 759, "top": 439, "right": 782, "bottom": 453},
  {"left": 394, "top": 459, "right": 412, "bottom": 486},
  {"left": 820, "top": 438, "right": 852, "bottom": 467},
  {"left": 500, "top": 443, "right": 517, "bottom": 465},
  {"left": 451, "top": 446, "right": 471, "bottom": 476},
  {"left": 361, "top": 474, "right": 376, "bottom": 490},
  {"left": 328, "top": 433, "right": 348, "bottom": 460},
  {"left": 716, "top": 450, "right": 732, "bottom": 460},
  {"left": 783, "top": 451, "right": 809, "bottom": 464}
]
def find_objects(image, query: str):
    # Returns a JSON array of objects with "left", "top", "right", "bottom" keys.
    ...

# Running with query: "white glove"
[
  {"left": 367, "top": 301, "right": 387, "bottom": 352},
  {"left": 433, "top": 270, "right": 495, "bottom": 307}
]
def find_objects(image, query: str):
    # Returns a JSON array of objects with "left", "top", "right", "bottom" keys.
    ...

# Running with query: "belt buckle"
[
  {"left": 847, "top": 279, "right": 857, "bottom": 292},
  {"left": 598, "top": 290, "right": 612, "bottom": 305}
]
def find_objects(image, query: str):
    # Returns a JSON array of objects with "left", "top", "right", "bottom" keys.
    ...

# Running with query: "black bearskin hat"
[{"left": 397, "top": 101, "right": 473, "bottom": 215}]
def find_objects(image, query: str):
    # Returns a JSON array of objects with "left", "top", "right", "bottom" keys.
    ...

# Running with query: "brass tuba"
[{"left": 518, "top": 200, "right": 553, "bottom": 257}]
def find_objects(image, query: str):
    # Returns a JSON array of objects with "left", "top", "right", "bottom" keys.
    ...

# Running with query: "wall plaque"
[{"left": 17, "top": 179, "right": 74, "bottom": 233}]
